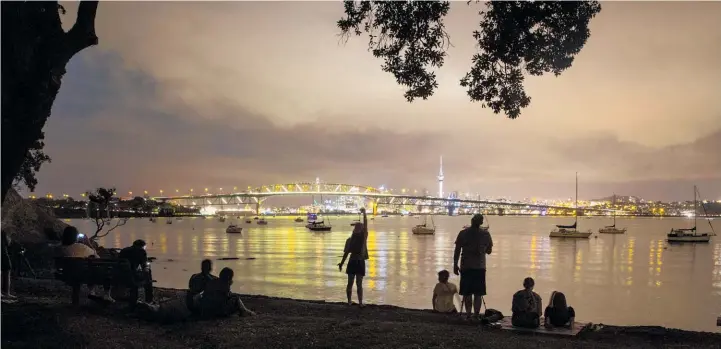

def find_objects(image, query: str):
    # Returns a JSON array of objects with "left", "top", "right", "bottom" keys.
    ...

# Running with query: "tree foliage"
[
  {"left": 338, "top": 1, "right": 601, "bottom": 119},
  {"left": 13, "top": 132, "right": 51, "bottom": 192},
  {"left": 86, "top": 187, "right": 127, "bottom": 242}
]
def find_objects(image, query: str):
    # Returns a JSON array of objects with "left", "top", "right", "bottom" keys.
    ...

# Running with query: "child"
[{"left": 432, "top": 270, "right": 458, "bottom": 313}]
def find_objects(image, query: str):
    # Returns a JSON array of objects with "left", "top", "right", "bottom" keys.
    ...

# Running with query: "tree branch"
[{"left": 65, "top": 1, "right": 99, "bottom": 58}]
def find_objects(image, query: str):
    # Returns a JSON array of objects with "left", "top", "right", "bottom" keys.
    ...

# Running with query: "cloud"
[{"left": 34, "top": 1, "right": 721, "bottom": 202}]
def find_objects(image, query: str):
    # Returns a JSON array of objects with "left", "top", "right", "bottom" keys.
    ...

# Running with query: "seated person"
[
  {"left": 58, "top": 227, "right": 114, "bottom": 302},
  {"left": 186, "top": 259, "right": 217, "bottom": 313},
  {"left": 118, "top": 239, "right": 154, "bottom": 303},
  {"left": 432, "top": 269, "right": 458, "bottom": 313},
  {"left": 199, "top": 267, "right": 255, "bottom": 318},
  {"left": 511, "top": 277, "right": 542, "bottom": 329},
  {"left": 544, "top": 291, "right": 576, "bottom": 329},
  {"left": 59, "top": 226, "right": 98, "bottom": 258}
]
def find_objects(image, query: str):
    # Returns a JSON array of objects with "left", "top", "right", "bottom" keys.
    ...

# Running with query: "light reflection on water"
[{"left": 71, "top": 216, "right": 721, "bottom": 332}]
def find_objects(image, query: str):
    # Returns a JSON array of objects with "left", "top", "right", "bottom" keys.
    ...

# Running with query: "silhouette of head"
[
  {"left": 352, "top": 223, "right": 364, "bottom": 235},
  {"left": 438, "top": 270, "right": 450, "bottom": 283},
  {"left": 132, "top": 239, "right": 146, "bottom": 249},
  {"left": 61, "top": 226, "right": 80, "bottom": 246},
  {"left": 201, "top": 259, "right": 212, "bottom": 274},
  {"left": 549, "top": 291, "right": 568, "bottom": 310},
  {"left": 471, "top": 214, "right": 484, "bottom": 228},
  {"left": 219, "top": 267, "right": 234, "bottom": 284},
  {"left": 523, "top": 277, "right": 535, "bottom": 290}
]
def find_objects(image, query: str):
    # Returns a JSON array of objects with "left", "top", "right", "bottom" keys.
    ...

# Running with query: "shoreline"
[
  {"left": 54, "top": 213, "right": 713, "bottom": 219},
  {"left": 3, "top": 277, "right": 720, "bottom": 348}
]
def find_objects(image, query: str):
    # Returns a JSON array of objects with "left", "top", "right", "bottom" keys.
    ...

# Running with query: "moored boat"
[
  {"left": 599, "top": 194, "right": 626, "bottom": 234},
  {"left": 306, "top": 220, "right": 332, "bottom": 232},
  {"left": 667, "top": 186, "right": 715, "bottom": 243},
  {"left": 412, "top": 216, "right": 435, "bottom": 235},
  {"left": 550, "top": 173, "right": 591, "bottom": 239},
  {"left": 226, "top": 225, "right": 242, "bottom": 234}
]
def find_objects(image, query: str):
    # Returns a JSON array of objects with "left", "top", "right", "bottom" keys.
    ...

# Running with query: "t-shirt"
[
  {"left": 433, "top": 282, "right": 458, "bottom": 313},
  {"left": 454, "top": 227, "right": 493, "bottom": 270},
  {"left": 512, "top": 289, "right": 542, "bottom": 315},
  {"left": 61, "top": 243, "right": 98, "bottom": 258},
  {"left": 544, "top": 306, "right": 576, "bottom": 327}
]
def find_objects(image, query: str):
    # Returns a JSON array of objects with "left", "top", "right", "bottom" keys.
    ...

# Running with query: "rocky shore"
[{"left": 3, "top": 277, "right": 720, "bottom": 349}]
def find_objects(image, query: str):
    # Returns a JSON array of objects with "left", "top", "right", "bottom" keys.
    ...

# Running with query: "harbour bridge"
[{"left": 152, "top": 182, "right": 616, "bottom": 216}]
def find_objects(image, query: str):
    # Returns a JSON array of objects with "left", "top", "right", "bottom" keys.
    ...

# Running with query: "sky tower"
[{"left": 437, "top": 155, "right": 444, "bottom": 198}]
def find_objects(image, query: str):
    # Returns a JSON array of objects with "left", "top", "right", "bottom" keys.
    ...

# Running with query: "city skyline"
[{"left": 29, "top": 1, "right": 721, "bottom": 201}]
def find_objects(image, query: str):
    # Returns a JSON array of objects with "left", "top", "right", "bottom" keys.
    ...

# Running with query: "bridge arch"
[{"left": 249, "top": 182, "right": 384, "bottom": 196}]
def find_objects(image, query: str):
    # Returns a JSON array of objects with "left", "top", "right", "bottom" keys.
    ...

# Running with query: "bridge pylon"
[{"left": 372, "top": 201, "right": 378, "bottom": 216}]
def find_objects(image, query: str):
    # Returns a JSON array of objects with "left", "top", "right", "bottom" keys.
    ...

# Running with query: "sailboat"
[
  {"left": 226, "top": 225, "right": 242, "bottom": 234},
  {"left": 412, "top": 215, "right": 436, "bottom": 235},
  {"left": 550, "top": 172, "right": 592, "bottom": 238},
  {"left": 599, "top": 194, "right": 626, "bottom": 234},
  {"left": 667, "top": 186, "right": 716, "bottom": 243}
]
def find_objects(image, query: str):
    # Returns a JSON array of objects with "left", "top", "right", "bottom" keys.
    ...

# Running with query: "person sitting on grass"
[
  {"left": 199, "top": 267, "right": 255, "bottom": 318},
  {"left": 186, "top": 259, "right": 217, "bottom": 314},
  {"left": 432, "top": 269, "right": 458, "bottom": 313},
  {"left": 58, "top": 226, "right": 115, "bottom": 303},
  {"left": 511, "top": 277, "right": 542, "bottom": 329},
  {"left": 544, "top": 291, "right": 576, "bottom": 330}
]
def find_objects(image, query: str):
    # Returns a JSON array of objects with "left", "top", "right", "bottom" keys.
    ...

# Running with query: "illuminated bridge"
[{"left": 152, "top": 182, "right": 617, "bottom": 216}]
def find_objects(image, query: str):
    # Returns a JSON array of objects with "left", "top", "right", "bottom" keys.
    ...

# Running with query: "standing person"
[
  {"left": 453, "top": 214, "right": 493, "bottom": 320},
  {"left": 1, "top": 230, "right": 14, "bottom": 299},
  {"left": 338, "top": 207, "right": 369, "bottom": 307},
  {"left": 118, "top": 239, "right": 154, "bottom": 303}
]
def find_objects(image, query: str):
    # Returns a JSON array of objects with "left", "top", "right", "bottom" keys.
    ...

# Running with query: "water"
[{"left": 70, "top": 216, "right": 721, "bottom": 332}]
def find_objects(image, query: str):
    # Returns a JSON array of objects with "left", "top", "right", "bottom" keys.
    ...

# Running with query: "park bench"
[{"left": 54, "top": 257, "right": 153, "bottom": 307}]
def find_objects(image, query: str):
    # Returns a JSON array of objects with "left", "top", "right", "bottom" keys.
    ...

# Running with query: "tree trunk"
[{"left": 1, "top": 1, "right": 98, "bottom": 204}]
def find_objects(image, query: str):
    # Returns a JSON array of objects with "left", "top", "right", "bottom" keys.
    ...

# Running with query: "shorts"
[
  {"left": 459, "top": 268, "right": 486, "bottom": 296},
  {"left": 346, "top": 259, "right": 366, "bottom": 277}
]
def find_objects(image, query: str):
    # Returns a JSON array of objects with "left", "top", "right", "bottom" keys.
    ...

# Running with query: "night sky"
[{"left": 33, "top": 1, "right": 721, "bottom": 201}]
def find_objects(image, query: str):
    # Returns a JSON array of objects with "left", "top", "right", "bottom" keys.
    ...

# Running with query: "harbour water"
[{"left": 70, "top": 216, "right": 721, "bottom": 332}]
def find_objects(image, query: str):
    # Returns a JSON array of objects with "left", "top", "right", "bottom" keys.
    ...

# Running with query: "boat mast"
[
  {"left": 693, "top": 185, "right": 697, "bottom": 230},
  {"left": 612, "top": 193, "right": 616, "bottom": 227},
  {"left": 575, "top": 172, "right": 578, "bottom": 225}
]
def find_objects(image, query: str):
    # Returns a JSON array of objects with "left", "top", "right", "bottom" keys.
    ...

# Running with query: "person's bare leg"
[
  {"left": 473, "top": 294, "right": 483, "bottom": 315},
  {"left": 346, "top": 274, "right": 354, "bottom": 305},
  {"left": 1, "top": 270, "right": 14, "bottom": 297},
  {"left": 463, "top": 295, "right": 472, "bottom": 315},
  {"left": 355, "top": 275, "right": 364, "bottom": 307}
]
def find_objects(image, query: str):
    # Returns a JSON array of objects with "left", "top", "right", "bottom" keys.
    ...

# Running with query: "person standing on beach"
[
  {"left": 1, "top": 230, "right": 14, "bottom": 299},
  {"left": 453, "top": 214, "right": 493, "bottom": 319},
  {"left": 338, "top": 207, "right": 369, "bottom": 307}
]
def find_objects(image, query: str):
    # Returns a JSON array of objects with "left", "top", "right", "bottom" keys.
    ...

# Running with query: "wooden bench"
[{"left": 54, "top": 257, "right": 152, "bottom": 307}]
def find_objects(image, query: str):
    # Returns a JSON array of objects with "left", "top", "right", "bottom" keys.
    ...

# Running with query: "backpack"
[{"left": 482, "top": 308, "right": 504, "bottom": 324}]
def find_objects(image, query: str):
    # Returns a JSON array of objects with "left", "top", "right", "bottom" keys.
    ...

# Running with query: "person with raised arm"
[
  {"left": 338, "top": 208, "right": 369, "bottom": 307},
  {"left": 453, "top": 214, "right": 493, "bottom": 320}
]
